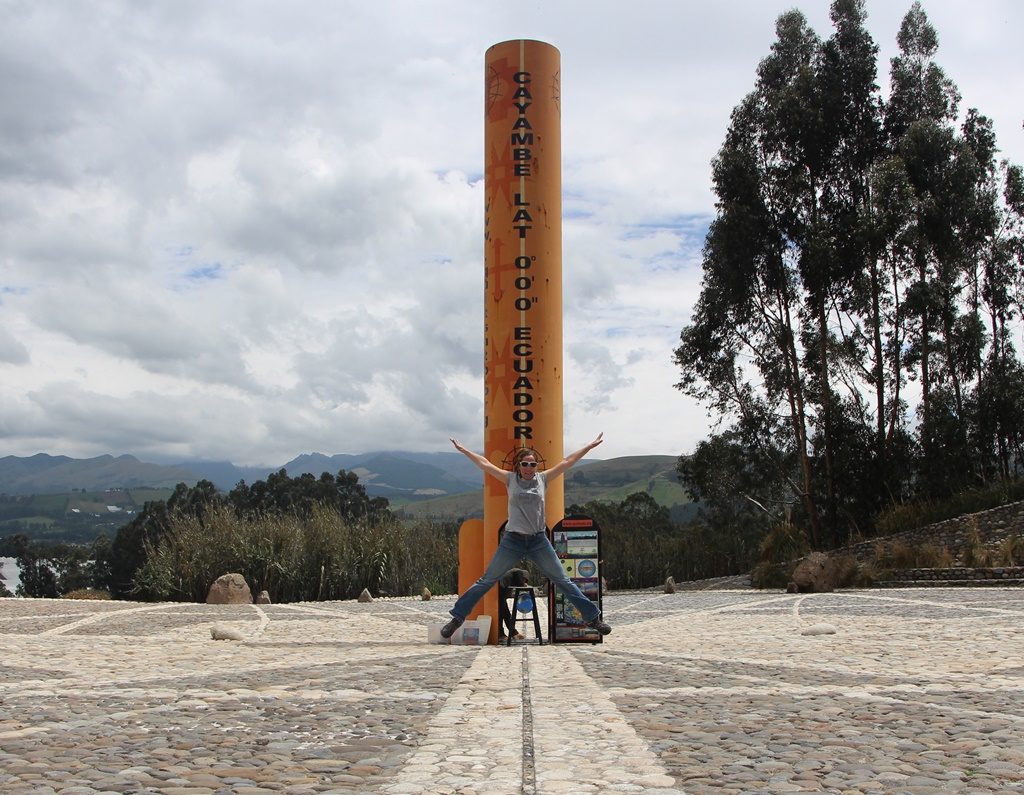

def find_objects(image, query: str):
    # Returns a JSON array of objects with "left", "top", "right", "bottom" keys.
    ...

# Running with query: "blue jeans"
[{"left": 450, "top": 532, "right": 601, "bottom": 623}]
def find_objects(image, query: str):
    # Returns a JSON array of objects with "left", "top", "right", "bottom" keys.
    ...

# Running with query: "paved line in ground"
[
  {"left": 529, "top": 645, "right": 683, "bottom": 794},
  {"left": 521, "top": 646, "right": 536, "bottom": 795},
  {"left": 610, "top": 682, "right": 1024, "bottom": 723},
  {"left": 38, "top": 603, "right": 180, "bottom": 635},
  {"left": 840, "top": 589, "right": 1024, "bottom": 615},
  {"left": 380, "top": 647, "right": 524, "bottom": 795}
]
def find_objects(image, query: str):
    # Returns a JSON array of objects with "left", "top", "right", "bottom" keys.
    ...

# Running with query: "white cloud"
[
  {"left": 1, "top": 0, "right": 1021, "bottom": 465},
  {"left": 0, "top": 320, "right": 29, "bottom": 365}
]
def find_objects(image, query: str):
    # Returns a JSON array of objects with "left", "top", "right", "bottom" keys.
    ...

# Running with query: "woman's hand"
[
  {"left": 450, "top": 438, "right": 508, "bottom": 482},
  {"left": 545, "top": 432, "right": 605, "bottom": 481}
]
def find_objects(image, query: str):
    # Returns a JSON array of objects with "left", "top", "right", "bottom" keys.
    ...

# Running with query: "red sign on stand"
[{"left": 549, "top": 515, "right": 603, "bottom": 643}]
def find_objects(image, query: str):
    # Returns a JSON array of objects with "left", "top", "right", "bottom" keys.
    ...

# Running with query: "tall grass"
[
  {"left": 961, "top": 524, "right": 993, "bottom": 568},
  {"left": 873, "top": 539, "right": 955, "bottom": 570},
  {"left": 997, "top": 535, "right": 1024, "bottom": 566},
  {"left": 132, "top": 503, "right": 458, "bottom": 603}
]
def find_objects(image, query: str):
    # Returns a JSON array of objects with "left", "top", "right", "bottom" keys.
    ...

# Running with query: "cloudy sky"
[{"left": 2, "top": 1, "right": 1021, "bottom": 466}]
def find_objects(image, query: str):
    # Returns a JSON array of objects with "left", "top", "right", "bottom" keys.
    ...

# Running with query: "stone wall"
[
  {"left": 828, "top": 500, "right": 1024, "bottom": 565},
  {"left": 883, "top": 566, "right": 1024, "bottom": 583}
]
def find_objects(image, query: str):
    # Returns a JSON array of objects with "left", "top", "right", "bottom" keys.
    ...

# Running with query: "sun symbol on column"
[
  {"left": 487, "top": 66, "right": 501, "bottom": 113},
  {"left": 501, "top": 448, "right": 546, "bottom": 471}
]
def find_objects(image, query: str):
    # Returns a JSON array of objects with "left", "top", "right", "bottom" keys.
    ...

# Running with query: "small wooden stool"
[{"left": 507, "top": 586, "right": 544, "bottom": 646}]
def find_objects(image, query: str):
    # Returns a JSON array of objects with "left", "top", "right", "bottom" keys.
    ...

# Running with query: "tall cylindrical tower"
[{"left": 483, "top": 39, "right": 564, "bottom": 530}]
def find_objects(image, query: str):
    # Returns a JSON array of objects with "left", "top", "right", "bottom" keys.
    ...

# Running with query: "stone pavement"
[{"left": 1, "top": 589, "right": 1023, "bottom": 794}]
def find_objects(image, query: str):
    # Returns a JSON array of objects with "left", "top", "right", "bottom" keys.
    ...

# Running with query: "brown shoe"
[{"left": 440, "top": 616, "right": 465, "bottom": 638}]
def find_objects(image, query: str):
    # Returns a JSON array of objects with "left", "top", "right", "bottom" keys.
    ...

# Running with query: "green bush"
[
  {"left": 64, "top": 588, "right": 112, "bottom": 600},
  {"left": 757, "top": 520, "right": 810, "bottom": 564},
  {"left": 132, "top": 503, "right": 458, "bottom": 603},
  {"left": 750, "top": 560, "right": 791, "bottom": 589}
]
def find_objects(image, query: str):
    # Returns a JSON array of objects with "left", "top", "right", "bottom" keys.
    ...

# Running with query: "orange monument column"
[{"left": 459, "top": 40, "right": 564, "bottom": 643}]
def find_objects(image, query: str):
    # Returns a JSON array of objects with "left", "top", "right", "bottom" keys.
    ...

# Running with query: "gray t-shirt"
[{"left": 506, "top": 471, "right": 547, "bottom": 535}]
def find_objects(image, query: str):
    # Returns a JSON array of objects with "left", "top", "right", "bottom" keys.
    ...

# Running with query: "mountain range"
[
  {"left": 0, "top": 452, "right": 484, "bottom": 500},
  {"left": 0, "top": 452, "right": 693, "bottom": 530}
]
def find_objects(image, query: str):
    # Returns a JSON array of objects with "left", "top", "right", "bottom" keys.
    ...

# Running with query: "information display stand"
[{"left": 548, "top": 515, "right": 603, "bottom": 644}]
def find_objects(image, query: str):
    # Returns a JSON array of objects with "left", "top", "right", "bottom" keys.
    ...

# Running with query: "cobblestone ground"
[{"left": 1, "top": 589, "right": 1022, "bottom": 794}]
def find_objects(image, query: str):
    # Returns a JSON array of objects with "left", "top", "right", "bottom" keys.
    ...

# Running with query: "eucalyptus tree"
[
  {"left": 879, "top": 3, "right": 1024, "bottom": 495},
  {"left": 805, "top": 0, "right": 887, "bottom": 533},
  {"left": 676, "top": 2, "right": 889, "bottom": 545},
  {"left": 108, "top": 480, "right": 222, "bottom": 598},
  {"left": 678, "top": 428, "right": 790, "bottom": 544},
  {"left": 228, "top": 468, "right": 389, "bottom": 522},
  {"left": 676, "top": 0, "right": 1024, "bottom": 546},
  {"left": 880, "top": 2, "right": 978, "bottom": 494},
  {"left": 676, "top": 10, "right": 823, "bottom": 545},
  {"left": 961, "top": 117, "right": 1024, "bottom": 481}
]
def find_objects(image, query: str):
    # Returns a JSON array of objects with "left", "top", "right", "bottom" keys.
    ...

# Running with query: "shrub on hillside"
[
  {"left": 64, "top": 588, "right": 112, "bottom": 600},
  {"left": 874, "top": 479, "right": 1024, "bottom": 538},
  {"left": 918, "top": 543, "right": 955, "bottom": 568},
  {"left": 961, "top": 525, "right": 993, "bottom": 568},
  {"left": 997, "top": 535, "right": 1024, "bottom": 566},
  {"left": 873, "top": 540, "right": 954, "bottom": 570},
  {"left": 832, "top": 555, "right": 867, "bottom": 588},
  {"left": 750, "top": 560, "right": 790, "bottom": 589},
  {"left": 757, "top": 520, "right": 809, "bottom": 564}
]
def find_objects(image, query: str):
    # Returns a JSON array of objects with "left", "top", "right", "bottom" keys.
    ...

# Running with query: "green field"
[
  {"left": 128, "top": 488, "right": 175, "bottom": 505},
  {"left": 0, "top": 489, "right": 174, "bottom": 546},
  {"left": 0, "top": 516, "right": 55, "bottom": 529},
  {"left": 395, "top": 455, "right": 692, "bottom": 521}
]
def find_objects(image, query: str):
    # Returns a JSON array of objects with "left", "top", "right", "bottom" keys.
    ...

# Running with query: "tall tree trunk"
[
  {"left": 916, "top": 246, "right": 932, "bottom": 448},
  {"left": 779, "top": 293, "right": 821, "bottom": 547},
  {"left": 869, "top": 259, "right": 886, "bottom": 448},
  {"left": 816, "top": 301, "right": 837, "bottom": 536}
]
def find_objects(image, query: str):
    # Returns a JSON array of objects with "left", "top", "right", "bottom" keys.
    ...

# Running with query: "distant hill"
[
  {"left": 563, "top": 455, "right": 685, "bottom": 503},
  {"left": 280, "top": 452, "right": 481, "bottom": 494},
  {"left": 0, "top": 452, "right": 692, "bottom": 545},
  {"left": 171, "top": 460, "right": 274, "bottom": 490},
  {"left": 0, "top": 454, "right": 195, "bottom": 496},
  {"left": 0, "top": 450, "right": 483, "bottom": 499},
  {"left": 0, "top": 452, "right": 690, "bottom": 520},
  {"left": 395, "top": 455, "right": 692, "bottom": 520}
]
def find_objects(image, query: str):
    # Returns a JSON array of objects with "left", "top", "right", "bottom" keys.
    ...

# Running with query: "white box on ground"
[{"left": 428, "top": 615, "right": 491, "bottom": 645}]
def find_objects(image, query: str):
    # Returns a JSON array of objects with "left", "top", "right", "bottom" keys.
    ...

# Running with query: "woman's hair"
[{"left": 514, "top": 448, "right": 539, "bottom": 468}]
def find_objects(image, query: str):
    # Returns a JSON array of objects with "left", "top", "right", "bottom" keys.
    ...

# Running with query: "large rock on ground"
[
  {"left": 789, "top": 552, "right": 836, "bottom": 593},
  {"left": 206, "top": 573, "right": 253, "bottom": 604}
]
